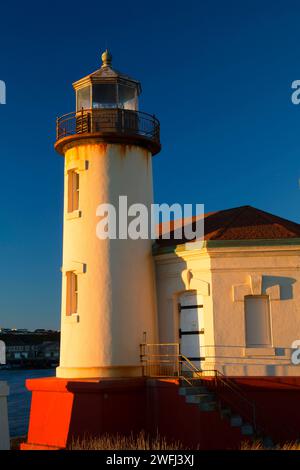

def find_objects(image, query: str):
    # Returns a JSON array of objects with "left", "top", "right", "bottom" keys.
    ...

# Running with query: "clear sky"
[{"left": 1, "top": 0, "right": 300, "bottom": 329}]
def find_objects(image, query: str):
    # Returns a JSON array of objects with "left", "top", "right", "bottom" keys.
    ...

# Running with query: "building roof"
[
  {"left": 156, "top": 205, "right": 300, "bottom": 248},
  {"left": 73, "top": 49, "right": 141, "bottom": 92}
]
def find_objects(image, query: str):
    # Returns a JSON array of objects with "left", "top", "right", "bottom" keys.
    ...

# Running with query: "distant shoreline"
[{"left": 0, "top": 364, "right": 57, "bottom": 371}]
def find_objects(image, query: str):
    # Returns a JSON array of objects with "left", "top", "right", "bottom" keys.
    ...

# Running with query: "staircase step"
[
  {"left": 179, "top": 386, "right": 209, "bottom": 396},
  {"left": 230, "top": 415, "right": 243, "bottom": 427},
  {"left": 182, "top": 380, "right": 205, "bottom": 388},
  {"left": 199, "top": 401, "right": 217, "bottom": 412},
  {"left": 181, "top": 371, "right": 194, "bottom": 378},
  {"left": 241, "top": 423, "right": 254, "bottom": 435},
  {"left": 220, "top": 407, "right": 231, "bottom": 419},
  {"left": 186, "top": 393, "right": 214, "bottom": 404}
]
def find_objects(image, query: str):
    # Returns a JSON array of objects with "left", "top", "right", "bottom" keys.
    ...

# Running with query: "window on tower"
[
  {"left": 118, "top": 84, "right": 137, "bottom": 110},
  {"left": 66, "top": 272, "right": 78, "bottom": 316},
  {"left": 76, "top": 86, "right": 91, "bottom": 111},
  {"left": 68, "top": 169, "right": 79, "bottom": 213},
  {"left": 92, "top": 84, "right": 117, "bottom": 109}
]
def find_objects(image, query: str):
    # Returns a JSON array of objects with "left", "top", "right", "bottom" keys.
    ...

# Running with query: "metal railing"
[
  {"left": 140, "top": 343, "right": 259, "bottom": 434},
  {"left": 178, "top": 354, "right": 257, "bottom": 433},
  {"left": 56, "top": 108, "right": 160, "bottom": 145},
  {"left": 194, "top": 344, "right": 292, "bottom": 361},
  {"left": 140, "top": 343, "right": 180, "bottom": 377}
]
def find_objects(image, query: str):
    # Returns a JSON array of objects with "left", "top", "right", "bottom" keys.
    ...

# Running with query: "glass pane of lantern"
[
  {"left": 77, "top": 86, "right": 90, "bottom": 110},
  {"left": 118, "top": 84, "right": 137, "bottom": 110},
  {"left": 93, "top": 84, "right": 117, "bottom": 108}
]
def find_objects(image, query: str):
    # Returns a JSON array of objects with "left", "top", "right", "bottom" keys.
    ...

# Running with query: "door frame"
[{"left": 177, "top": 290, "right": 206, "bottom": 364}]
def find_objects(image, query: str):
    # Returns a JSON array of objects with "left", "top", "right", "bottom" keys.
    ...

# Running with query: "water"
[{"left": 0, "top": 369, "right": 55, "bottom": 437}]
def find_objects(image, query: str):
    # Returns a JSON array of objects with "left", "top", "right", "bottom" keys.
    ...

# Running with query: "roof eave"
[
  {"left": 152, "top": 237, "right": 300, "bottom": 256},
  {"left": 72, "top": 69, "right": 142, "bottom": 93}
]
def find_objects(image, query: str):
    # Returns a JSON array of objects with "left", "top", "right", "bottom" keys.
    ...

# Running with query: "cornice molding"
[{"left": 153, "top": 239, "right": 300, "bottom": 258}]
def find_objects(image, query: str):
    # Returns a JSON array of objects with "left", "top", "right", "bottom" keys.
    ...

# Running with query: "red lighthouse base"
[
  {"left": 20, "top": 377, "right": 149, "bottom": 450},
  {"left": 21, "top": 376, "right": 246, "bottom": 450},
  {"left": 21, "top": 376, "right": 300, "bottom": 450}
]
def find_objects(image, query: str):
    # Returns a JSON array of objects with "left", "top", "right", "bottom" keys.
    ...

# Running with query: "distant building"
[
  {"left": 0, "top": 332, "right": 60, "bottom": 367},
  {"left": 37, "top": 341, "right": 59, "bottom": 360}
]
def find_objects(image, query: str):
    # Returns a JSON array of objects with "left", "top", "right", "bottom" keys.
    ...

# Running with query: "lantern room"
[
  {"left": 55, "top": 50, "right": 160, "bottom": 156},
  {"left": 73, "top": 49, "right": 141, "bottom": 111}
]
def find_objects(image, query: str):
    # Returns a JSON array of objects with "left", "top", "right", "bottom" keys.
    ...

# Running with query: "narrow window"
[
  {"left": 66, "top": 272, "right": 78, "bottom": 316},
  {"left": 76, "top": 86, "right": 91, "bottom": 111},
  {"left": 245, "top": 295, "right": 271, "bottom": 347},
  {"left": 68, "top": 170, "right": 79, "bottom": 213}
]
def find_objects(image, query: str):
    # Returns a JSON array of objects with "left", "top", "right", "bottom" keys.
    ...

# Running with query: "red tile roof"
[{"left": 156, "top": 205, "right": 300, "bottom": 247}]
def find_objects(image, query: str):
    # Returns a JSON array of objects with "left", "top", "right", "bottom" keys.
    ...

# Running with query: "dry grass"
[
  {"left": 13, "top": 434, "right": 300, "bottom": 451},
  {"left": 69, "top": 431, "right": 187, "bottom": 450},
  {"left": 241, "top": 440, "right": 300, "bottom": 450},
  {"left": 70, "top": 434, "right": 300, "bottom": 451}
]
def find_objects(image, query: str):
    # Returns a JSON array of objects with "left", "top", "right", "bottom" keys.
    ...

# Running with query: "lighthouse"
[
  {"left": 22, "top": 51, "right": 163, "bottom": 450},
  {"left": 20, "top": 50, "right": 300, "bottom": 453},
  {"left": 55, "top": 50, "right": 161, "bottom": 379}
]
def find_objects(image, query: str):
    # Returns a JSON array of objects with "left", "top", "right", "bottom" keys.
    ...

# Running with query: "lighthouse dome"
[
  {"left": 55, "top": 50, "right": 160, "bottom": 156},
  {"left": 73, "top": 49, "right": 141, "bottom": 111}
]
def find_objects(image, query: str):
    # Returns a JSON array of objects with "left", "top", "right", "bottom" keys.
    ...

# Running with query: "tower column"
[
  {"left": 56, "top": 142, "right": 158, "bottom": 378},
  {"left": 54, "top": 50, "right": 161, "bottom": 379},
  {"left": 21, "top": 50, "right": 162, "bottom": 449}
]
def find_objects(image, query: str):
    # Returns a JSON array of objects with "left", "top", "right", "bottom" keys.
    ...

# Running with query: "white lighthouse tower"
[{"left": 55, "top": 50, "right": 161, "bottom": 379}]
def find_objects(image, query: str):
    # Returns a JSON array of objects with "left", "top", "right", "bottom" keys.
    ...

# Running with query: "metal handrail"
[
  {"left": 140, "top": 343, "right": 260, "bottom": 434},
  {"left": 178, "top": 354, "right": 257, "bottom": 432},
  {"left": 57, "top": 108, "right": 159, "bottom": 123},
  {"left": 56, "top": 108, "right": 160, "bottom": 144}
]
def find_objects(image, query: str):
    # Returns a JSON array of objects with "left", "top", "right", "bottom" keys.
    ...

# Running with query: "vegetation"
[
  {"left": 14, "top": 434, "right": 300, "bottom": 451},
  {"left": 241, "top": 440, "right": 300, "bottom": 450},
  {"left": 70, "top": 435, "right": 300, "bottom": 451},
  {"left": 69, "top": 431, "right": 186, "bottom": 450}
]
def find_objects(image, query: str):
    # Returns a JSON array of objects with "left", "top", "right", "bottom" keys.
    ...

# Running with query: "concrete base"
[
  {"left": 20, "top": 376, "right": 300, "bottom": 450},
  {"left": 21, "top": 376, "right": 246, "bottom": 450},
  {"left": 228, "top": 376, "right": 300, "bottom": 443},
  {"left": 21, "top": 377, "right": 147, "bottom": 450},
  {"left": 0, "top": 382, "right": 10, "bottom": 450}
]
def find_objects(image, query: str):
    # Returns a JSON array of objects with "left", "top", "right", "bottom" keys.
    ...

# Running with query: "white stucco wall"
[
  {"left": 0, "top": 382, "right": 10, "bottom": 450},
  {"left": 209, "top": 244, "right": 300, "bottom": 376},
  {"left": 57, "top": 142, "right": 158, "bottom": 378},
  {"left": 154, "top": 247, "right": 214, "bottom": 361},
  {"left": 154, "top": 243, "right": 300, "bottom": 376}
]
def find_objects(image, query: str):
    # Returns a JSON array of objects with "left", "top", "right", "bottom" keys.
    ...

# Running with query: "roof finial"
[{"left": 101, "top": 49, "right": 112, "bottom": 68}]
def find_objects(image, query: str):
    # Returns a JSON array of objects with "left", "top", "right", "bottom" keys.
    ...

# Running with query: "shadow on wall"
[{"left": 262, "top": 275, "right": 296, "bottom": 300}]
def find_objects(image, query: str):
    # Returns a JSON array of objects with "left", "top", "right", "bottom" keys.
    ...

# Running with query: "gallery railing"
[{"left": 56, "top": 108, "right": 160, "bottom": 145}]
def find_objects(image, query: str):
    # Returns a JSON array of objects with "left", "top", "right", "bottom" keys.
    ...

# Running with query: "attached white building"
[{"left": 154, "top": 205, "right": 300, "bottom": 376}]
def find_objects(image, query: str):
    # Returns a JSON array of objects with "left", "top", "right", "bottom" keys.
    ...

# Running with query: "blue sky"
[{"left": 1, "top": 0, "right": 300, "bottom": 329}]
